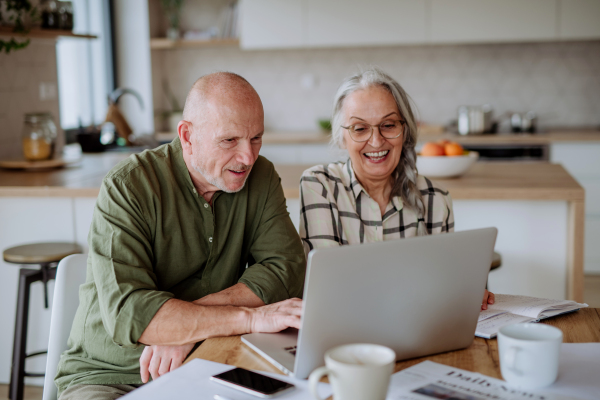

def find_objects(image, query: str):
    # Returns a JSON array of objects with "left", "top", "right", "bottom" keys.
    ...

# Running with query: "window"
[{"left": 56, "top": 0, "right": 114, "bottom": 129}]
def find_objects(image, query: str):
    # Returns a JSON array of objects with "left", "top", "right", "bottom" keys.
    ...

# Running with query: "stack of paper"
[{"left": 476, "top": 294, "right": 588, "bottom": 339}]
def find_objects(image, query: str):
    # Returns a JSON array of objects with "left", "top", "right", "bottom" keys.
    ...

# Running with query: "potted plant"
[
  {"left": 0, "top": 0, "right": 38, "bottom": 53},
  {"left": 160, "top": 0, "right": 183, "bottom": 40}
]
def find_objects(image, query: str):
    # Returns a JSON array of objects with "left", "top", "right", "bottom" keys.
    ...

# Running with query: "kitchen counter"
[
  {"left": 0, "top": 155, "right": 585, "bottom": 201},
  {"left": 0, "top": 152, "right": 130, "bottom": 197},
  {"left": 0, "top": 155, "right": 585, "bottom": 302},
  {"left": 276, "top": 162, "right": 584, "bottom": 200}
]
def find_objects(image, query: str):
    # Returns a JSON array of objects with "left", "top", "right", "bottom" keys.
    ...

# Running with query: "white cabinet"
[
  {"left": 240, "top": 0, "right": 305, "bottom": 49},
  {"left": 240, "top": 0, "right": 600, "bottom": 49},
  {"left": 550, "top": 143, "right": 600, "bottom": 178},
  {"left": 431, "top": 0, "right": 557, "bottom": 43},
  {"left": 551, "top": 142, "right": 600, "bottom": 273},
  {"left": 307, "top": 0, "right": 427, "bottom": 47},
  {"left": 559, "top": 0, "right": 600, "bottom": 40}
]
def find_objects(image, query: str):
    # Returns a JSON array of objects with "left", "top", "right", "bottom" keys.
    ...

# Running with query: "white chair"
[{"left": 42, "top": 254, "right": 88, "bottom": 400}]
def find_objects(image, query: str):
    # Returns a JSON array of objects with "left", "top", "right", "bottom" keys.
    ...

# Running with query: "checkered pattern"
[{"left": 299, "top": 160, "right": 454, "bottom": 255}]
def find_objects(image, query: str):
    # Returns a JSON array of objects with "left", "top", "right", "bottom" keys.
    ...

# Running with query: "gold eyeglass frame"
[{"left": 341, "top": 119, "right": 407, "bottom": 143}]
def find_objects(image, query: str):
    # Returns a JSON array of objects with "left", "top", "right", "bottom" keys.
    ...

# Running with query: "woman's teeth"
[{"left": 364, "top": 150, "right": 389, "bottom": 161}]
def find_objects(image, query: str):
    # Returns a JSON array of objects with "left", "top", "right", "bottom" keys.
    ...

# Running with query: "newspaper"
[{"left": 386, "top": 361, "right": 578, "bottom": 400}]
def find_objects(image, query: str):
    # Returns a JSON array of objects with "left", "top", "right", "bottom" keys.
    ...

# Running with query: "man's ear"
[{"left": 178, "top": 120, "right": 193, "bottom": 154}]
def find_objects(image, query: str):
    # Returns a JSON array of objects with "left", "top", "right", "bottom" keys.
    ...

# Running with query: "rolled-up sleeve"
[
  {"left": 239, "top": 166, "right": 306, "bottom": 304},
  {"left": 90, "top": 177, "right": 173, "bottom": 348}
]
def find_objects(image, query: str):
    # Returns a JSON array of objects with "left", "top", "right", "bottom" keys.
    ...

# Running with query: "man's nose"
[
  {"left": 368, "top": 126, "right": 386, "bottom": 148},
  {"left": 238, "top": 141, "right": 256, "bottom": 165}
]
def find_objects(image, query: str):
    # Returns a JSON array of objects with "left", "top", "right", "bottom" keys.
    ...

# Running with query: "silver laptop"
[{"left": 242, "top": 227, "right": 498, "bottom": 379}]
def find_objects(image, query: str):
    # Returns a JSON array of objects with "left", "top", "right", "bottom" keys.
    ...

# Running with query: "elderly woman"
[{"left": 299, "top": 68, "right": 494, "bottom": 310}]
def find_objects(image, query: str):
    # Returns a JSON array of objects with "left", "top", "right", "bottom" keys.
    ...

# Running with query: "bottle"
[{"left": 22, "top": 113, "right": 58, "bottom": 161}]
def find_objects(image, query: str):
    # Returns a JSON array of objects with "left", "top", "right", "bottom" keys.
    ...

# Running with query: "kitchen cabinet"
[
  {"left": 559, "top": 0, "right": 600, "bottom": 40},
  {"left": 306, "top": 0, "right": 427, "bottom": 47},
  {"left": 240, "top": 0, "right": 600, "bottom": 50},
  {"left": 551, "top": 142, "right": 600, "bottom": 274},
  {"left": 431, "top": 0, "right": 557, "bottom": 43},
  {"left": 240, "top": 0, "right": 305, "bottom": 49}
]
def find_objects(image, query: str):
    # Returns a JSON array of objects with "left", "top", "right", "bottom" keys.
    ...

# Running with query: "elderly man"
[{"left": 55, "top": 72, "right": 306, "bottom": 399}]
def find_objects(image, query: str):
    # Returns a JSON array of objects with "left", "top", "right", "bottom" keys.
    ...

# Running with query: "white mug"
[
  {"left": 308, "top": 343, "right": 396, "bottom": 400},
  {"left": 498, "top": 323, "right": 563, "bottom": 389}
]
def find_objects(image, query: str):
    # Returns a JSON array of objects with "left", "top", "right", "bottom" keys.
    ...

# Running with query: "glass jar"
[
  {"left": 41, "top": 0, "right": 60, "bottom": 29},
  {"left": 22, "top": 113, "right": 57, "bottom": 161},
  {"left": 58, "top": 1, "right": 74, "bottom": 30}
]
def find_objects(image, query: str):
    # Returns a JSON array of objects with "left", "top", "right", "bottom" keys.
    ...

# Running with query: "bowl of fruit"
[{"left": 416, "top": 140, "right": 478, "bottom": 178}]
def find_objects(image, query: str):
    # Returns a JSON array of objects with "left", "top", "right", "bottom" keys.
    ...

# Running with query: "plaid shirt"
[{"left": 299, "top": 160, "right": 454, "bottom": 255}]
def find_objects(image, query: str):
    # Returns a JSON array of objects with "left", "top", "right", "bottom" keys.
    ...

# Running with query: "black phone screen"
[{"left": 212, "top": 368, "right": 294, "bottom": 395}]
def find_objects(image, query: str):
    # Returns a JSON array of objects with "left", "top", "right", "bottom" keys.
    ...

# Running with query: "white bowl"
[{"left": 416, "top": 151, "right": 479, "bottom": 178}]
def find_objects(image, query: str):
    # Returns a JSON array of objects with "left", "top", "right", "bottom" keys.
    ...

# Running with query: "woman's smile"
[{"left": 363, "top": 149, "right": 390, "bottom": 163}]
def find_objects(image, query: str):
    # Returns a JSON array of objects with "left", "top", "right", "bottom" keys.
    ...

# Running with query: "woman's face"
[{"left": 341, "top": 86, "right": 403, "bottom": 185}]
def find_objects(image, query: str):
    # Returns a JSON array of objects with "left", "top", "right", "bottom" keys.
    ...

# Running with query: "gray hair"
[{"left": 331, "top": 67, "right": 428, "bottom": 236}]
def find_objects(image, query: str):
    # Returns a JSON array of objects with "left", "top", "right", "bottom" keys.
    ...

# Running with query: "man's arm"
[
  {"left": 138, "top": 297, "right": 302, "bottom": 346},
  {"left": 139, "top": 283, "right": 269, "bottom": 383},
  {"left": 192, "top": 283, "right": 265, "bottom": 307},
  {"left": 238, "top": 162, "right": 307, "bottom": 303}
]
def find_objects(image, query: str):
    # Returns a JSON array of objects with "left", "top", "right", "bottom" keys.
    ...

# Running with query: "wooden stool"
[{"left": 3, "top": 242, "right": 82, "bottom": 400}]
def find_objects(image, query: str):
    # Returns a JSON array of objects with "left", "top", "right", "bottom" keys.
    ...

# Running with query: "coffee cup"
[
  {"left": 498, "top": 323, "right": 563, "bottom": 389},
  {"left": 308, "top": 343, "right": 396, "bottom": 400}
]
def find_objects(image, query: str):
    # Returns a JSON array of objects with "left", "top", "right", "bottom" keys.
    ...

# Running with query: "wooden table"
[{"left": 186, "top": 309, "right": 600, "bottom": 380}]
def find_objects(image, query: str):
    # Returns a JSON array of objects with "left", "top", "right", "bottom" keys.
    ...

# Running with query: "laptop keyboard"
[{"left": 284, "top": 345, "right": 297, "bottom": 356}]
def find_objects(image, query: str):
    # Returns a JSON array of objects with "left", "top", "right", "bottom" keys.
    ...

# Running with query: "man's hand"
[
  {"left": 247, "top": 298, "right": 303, "bottom": 333},
  {"left": 139, "top": 343, "right": 195, "bottom": 383},
  {"left": 481, "top": 289, "right": 495, "bottom": 310}
]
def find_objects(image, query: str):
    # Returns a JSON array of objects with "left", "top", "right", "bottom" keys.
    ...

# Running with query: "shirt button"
[
  {"left": 192, "top": 188, "right": 197, "bottom": 194},
  {"left": 209, "top": 237, "right": 213, "bottom": 243},
  {"left": 204, "top": 203, "right": 208, "bottom": 208}
]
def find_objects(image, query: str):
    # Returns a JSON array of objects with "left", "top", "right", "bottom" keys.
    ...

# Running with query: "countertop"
[
  {"left": 258, "top": 129, "right": 600, "bottom": 145},
  {"left": 0, "top": 153, "right": 584, "bottom": 201}
]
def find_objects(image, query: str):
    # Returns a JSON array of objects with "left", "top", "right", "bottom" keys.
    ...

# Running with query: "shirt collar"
[
  {"left": 169, "top": 137, "right": 198, "bottom": 195},
  {"left": 346, "top": 158, "right": 404, "bottom": 212},
  {"left": 345, "top": 159, "right": 365, "bottom": 200}
]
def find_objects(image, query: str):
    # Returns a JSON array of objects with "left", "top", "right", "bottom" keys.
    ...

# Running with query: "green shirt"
[{"left": 55, "top": 138, "right": 306, "bottom": 394}]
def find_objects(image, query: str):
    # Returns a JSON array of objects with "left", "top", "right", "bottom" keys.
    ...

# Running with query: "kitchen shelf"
[
  {"left": 0, "top": 26, "right": 97, "bottom": 40},
  {"left": 150, "top": 37, "right": 239, "bottom": 50}
]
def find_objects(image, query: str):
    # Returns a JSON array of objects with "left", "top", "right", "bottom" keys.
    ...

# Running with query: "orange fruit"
[
  {"left": 444, "top": 142, "right": 464, "bottom": 156},
  {"left": 437, "top": 139, "right": 450, "bottom": 146},
  {"left": 421, "top": 142, "right": 445, "bottom": 156}
]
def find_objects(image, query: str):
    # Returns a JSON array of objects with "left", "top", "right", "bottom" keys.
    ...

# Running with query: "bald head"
[{"left": 182, "top": 72, "right": 262, "bottom": 124}]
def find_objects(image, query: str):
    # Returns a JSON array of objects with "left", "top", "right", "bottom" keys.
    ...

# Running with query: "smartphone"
[{"left": 210, "top": 367, "right": 295, "bottom": 398}]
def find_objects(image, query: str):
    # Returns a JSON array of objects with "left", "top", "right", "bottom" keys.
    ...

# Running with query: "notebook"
[{"left": 475, "top": 294, "right": 588, "bottom": 339}]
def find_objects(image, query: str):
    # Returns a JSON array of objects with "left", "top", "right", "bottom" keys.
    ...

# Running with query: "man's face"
[{"left": 188, "top": 98, "right": 264, "bottom": 193}]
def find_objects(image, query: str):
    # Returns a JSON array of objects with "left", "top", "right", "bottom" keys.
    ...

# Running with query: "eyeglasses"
[{"left": 341, "top": 119, "right": 406, "bottom": 143}]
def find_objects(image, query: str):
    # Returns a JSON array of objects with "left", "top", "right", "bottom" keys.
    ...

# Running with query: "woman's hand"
[
  {"left": 140, "top": 343, "right": 195, "bottom": 383},
  {"left": 481, "top": 289, "right": 495, "bottom": 310}
]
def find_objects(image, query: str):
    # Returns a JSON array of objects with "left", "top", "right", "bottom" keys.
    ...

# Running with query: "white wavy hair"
[{"left": 331, "top": 67, "right": 428, "bottom": 236}]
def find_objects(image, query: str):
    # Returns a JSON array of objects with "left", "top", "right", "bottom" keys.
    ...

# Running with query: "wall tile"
[
  {"left": 0, "top": 41, "right": 61, "bottom": 159},
  {"left": 151, "top": 41, "right": 600, "bottom": 132}
]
